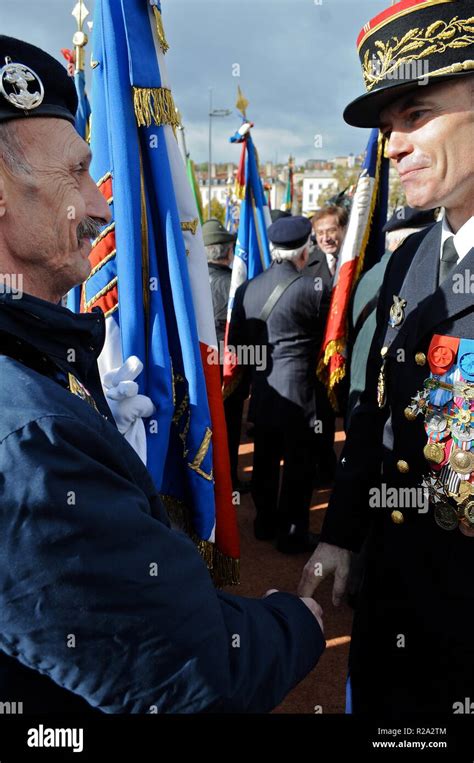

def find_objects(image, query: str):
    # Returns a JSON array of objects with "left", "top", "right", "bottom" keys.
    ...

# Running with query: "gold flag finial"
[
  {"left": 236, "top": 86, "right": 249, "bottom": 118},
  {"left": 71, "top": 1, "right": 90, "bottom": 72}
]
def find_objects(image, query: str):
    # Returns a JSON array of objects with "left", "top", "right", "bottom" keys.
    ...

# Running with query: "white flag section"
[{"left": 151, "top": 11, "right": 218, "bottom": 354}]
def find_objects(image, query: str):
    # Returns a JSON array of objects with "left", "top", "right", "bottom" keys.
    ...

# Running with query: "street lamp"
[{"left": 208, "top": 88, "right": 232, "bottom": 220}]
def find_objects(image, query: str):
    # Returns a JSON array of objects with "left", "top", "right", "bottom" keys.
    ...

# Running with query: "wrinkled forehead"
[{"left": 14, "top": 117, "right": 91, "bottom": 164}]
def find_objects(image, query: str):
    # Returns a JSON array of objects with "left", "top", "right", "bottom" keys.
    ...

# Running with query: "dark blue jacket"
[
  {"left": 0, "top": 293, "right": 324, "bottom": 714},
  {"left": 228, "top": 260, "right": 325, "bottom": 431}
]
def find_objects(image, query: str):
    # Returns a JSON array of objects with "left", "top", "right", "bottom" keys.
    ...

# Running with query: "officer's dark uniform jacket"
[
  {"left": 229, "top": 259, "right": 325, "bottom": 430},
  {"left": 208, "top": 262, "right": 231, "bottom": 345},
  {"left": 0, "top": 292, "right": 324, "bottom": 714},
  {"left": 320, "top": 223, "right": 474, "bottom": 714}
]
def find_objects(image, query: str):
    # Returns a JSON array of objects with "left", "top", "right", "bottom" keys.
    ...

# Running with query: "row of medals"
[{"left": 405, "top": 377, "right": 474, "bottom": 531}]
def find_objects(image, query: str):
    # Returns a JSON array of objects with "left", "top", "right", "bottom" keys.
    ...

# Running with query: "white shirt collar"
[{"left": 440, "top": 212, "right": 474, "bottom": 262}]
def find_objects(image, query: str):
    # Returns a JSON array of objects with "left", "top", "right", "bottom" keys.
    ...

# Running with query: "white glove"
[{"left": 103, "top": 356, "right": 155, "bottom": 463}]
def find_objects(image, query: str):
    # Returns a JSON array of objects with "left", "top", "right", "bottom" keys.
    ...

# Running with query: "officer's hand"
[
  {"left": 263, "top": 589, "right": 324, "bottom": 633},
  {"left": 297, "top": 542, "right": 351, "bottom": 607},
  {"left": 459, "top": 521, "right": 474, "bottom": 538}
]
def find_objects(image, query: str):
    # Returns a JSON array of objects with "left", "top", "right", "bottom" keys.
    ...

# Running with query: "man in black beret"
[
  {"left": 0, "top": 36, "right": 326, "bottom": 714},
  {"left": 299, "top": 0, "right": 474, "bottom": 716},
  {"left": 228, "top": 215, "right": 328, "bottom": 553}
]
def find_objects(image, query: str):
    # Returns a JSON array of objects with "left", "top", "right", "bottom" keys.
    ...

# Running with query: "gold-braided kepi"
[{"left": 344, "top": 0, "right": 474, "bottom": 127}]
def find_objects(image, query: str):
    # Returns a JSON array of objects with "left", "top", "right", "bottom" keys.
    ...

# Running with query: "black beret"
[
  {"left": 0, "top": 36, "right": 77, "bottom": 125},
  {"left": 344, "top": 0, "right": 474, "bottom": 127},
  {"left": 268, "top": 215, "right": 312, "bottom": 249},
  {"left": 382, "top": 206, "right": 438, "bottom": 233}
]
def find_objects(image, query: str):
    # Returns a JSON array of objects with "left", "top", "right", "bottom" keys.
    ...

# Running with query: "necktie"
[{"left": 438, "top": 236, "right": 458, "bottom": 284}]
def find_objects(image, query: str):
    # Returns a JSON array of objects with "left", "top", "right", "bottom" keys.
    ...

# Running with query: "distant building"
[
  {"left": 305, "top": 159, "right": 334, "bottom": 171},
  {"left": 199, "top": 177, "right": 231, "bottom": 208},
  {"left": 302, "top": 171, "right": 337, "bottom": 215}
]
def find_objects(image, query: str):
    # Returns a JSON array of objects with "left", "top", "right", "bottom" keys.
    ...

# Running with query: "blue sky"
[{"left": 1, "top": 0, "right": 386, "bottom": 163}]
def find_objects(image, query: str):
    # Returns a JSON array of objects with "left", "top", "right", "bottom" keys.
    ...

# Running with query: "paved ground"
[{"left": 223, "top": 419, "right": 353, "bottom": 714}]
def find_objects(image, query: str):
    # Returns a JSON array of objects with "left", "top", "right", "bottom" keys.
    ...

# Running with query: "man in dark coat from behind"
[{"left": 228, "top": 216, "right": 327, "bottom": 553}]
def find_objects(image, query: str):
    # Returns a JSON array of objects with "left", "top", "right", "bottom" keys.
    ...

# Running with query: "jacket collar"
[
  {"left": 0, "top": 292, "right": 105, "bottom": 377},
  {"left": 383, "top": 222, "right": 473, "bottom": 352}
]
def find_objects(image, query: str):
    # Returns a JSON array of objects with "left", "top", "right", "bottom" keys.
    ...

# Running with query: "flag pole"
[{"left": 71, "top": 1, "right": 89, "bottom": 73}]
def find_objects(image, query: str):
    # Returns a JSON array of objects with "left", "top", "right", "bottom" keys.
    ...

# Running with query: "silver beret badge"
[{"left": 0, "top": 57, "right": 44, "bottom": 111}]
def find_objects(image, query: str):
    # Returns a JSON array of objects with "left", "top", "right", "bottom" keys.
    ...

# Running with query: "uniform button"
[
  {"left": 397, "top": 460, "right": 410, "bottom": 473},
  {"left": 415, "top": 352, "right": 426, "bottom": 366},
  {"left": 381, "top": 346, "right": 388, "bottom": 357},
  {"left": 404, "top": 406, "right": 417, "bottom": 421},
  {"left": 391, "top": 510, "right": 404, "bottom": 524}
]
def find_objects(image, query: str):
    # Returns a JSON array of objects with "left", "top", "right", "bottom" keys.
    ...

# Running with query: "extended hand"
[{"left": 297, "top": 542, "right": 351, "bottom": 606}]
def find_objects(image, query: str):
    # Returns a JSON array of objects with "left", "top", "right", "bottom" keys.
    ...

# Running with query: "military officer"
[
  {"left": 0, "top": 36, "right": 325, "bottom": 714},
  {"left": 299, "top": 0, "right": 474, "bottom": 715}
]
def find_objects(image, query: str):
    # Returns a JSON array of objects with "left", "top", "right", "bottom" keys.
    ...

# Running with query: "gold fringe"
[
  {"left": 152, "top": 6, "right": 170, "bottom": 54},
  {"left": 160, "top": 493, "right": 240, "bottom": 586},
  {"left": 133, "top": 87, "right": 179, "bottom": 129}
]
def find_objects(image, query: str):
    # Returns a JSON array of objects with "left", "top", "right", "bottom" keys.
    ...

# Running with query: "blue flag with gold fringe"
[{"left": 80, "top": 0, "right": 225, "bottom": 562}]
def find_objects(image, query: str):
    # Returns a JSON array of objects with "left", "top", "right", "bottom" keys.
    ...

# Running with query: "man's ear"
[{"left": 0, "top": 175, "right": 6, "bottom": 218}]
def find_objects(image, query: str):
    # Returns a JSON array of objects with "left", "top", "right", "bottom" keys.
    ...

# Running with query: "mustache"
[{"left": 76, "top": 216, "right": 103, "bottom": 243}]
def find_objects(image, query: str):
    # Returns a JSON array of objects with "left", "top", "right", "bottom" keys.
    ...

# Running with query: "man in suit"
[
  {"left": 305, "top": 205, "right": 349, "bottom": 484},
  {"left": 228, "top": 216, "right": 326, "bottom": 553},
  {"left": 299, "top": 0, "right": 474, "bottom": 715},
  {"left": 306, "top": 205, "right": 348, "bottom": 281}
]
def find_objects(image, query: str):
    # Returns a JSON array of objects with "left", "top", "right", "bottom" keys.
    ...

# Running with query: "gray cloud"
[{"left": 1, "top": 0, "right": 385, "bottom": 162}]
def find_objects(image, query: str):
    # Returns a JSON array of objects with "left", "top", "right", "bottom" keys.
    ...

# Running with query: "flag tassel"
[
  {"left": 161, "top": 494, "right": 240, "bottom": 587},
  {"left": 133, "top": 86, "right": 180, "bottom": 129},
  {"left": 152, "top": 5, "right": 170, "bottom": 54}
]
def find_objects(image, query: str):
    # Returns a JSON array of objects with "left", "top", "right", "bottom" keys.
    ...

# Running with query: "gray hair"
[
  {"left": 0, "top": 121, "right": 32, "bottom": 176},
  {"left": 205, "top": 242, "right": 233, "bottom": 263},
  {"left": 270, "top": 238, "right": 309, "bottom": 263}
]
